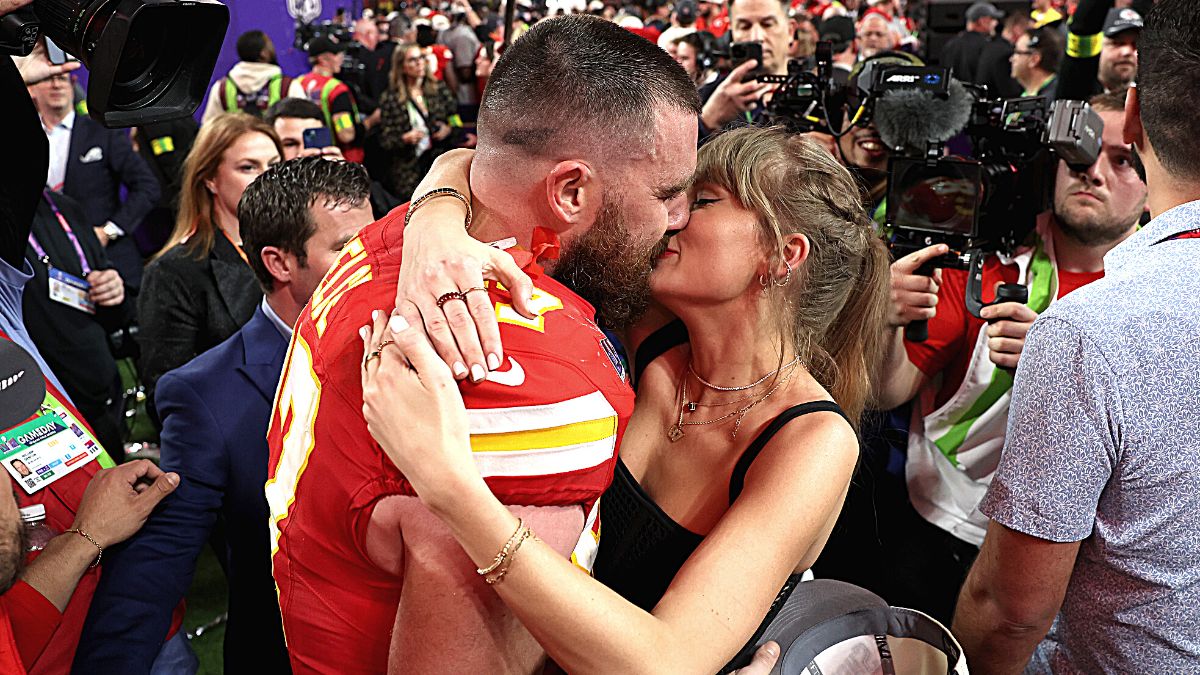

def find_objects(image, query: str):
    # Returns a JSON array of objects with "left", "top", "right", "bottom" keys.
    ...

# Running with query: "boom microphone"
[{"left": 874, "top": 78, "right": 975, "bottom": 154}]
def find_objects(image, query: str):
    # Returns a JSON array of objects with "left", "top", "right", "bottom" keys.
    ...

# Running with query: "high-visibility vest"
[{"left": 222, "top": 73, "right": 289, "bottom": 117}]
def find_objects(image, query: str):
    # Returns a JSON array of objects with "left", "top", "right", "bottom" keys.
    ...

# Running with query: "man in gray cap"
[
  {"left": 1098, "top": 7, "right": 1141, "bottom": 93},
  {"left": 941, "top": 2, "right": 1005, "bottom": 85}
]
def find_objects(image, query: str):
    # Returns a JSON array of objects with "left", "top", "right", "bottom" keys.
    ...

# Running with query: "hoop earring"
[
  {"left": 772, "top": 261, "right": 793, "bottom": 288},
  {"left": 758, "top": 273, "right": 770, "bottom": 290}
]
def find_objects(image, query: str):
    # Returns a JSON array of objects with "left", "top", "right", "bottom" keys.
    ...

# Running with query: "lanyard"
[
  {"left": 28, "top": 191, "right": 91, "bottom": 275},
  {"left": 220, "top": 227, "right": 250, "bottom": 265}
]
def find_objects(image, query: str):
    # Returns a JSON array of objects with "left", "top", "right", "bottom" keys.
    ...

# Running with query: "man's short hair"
[
  {"left": 239, "top": 157, "right": 371, "bottom": 293},
  {"left": 265, "top": 98, "right": 326, "bottom": 128},
  {"left": 1027, "top": 27, "right": 1063, "bottom": 73},
  {"left": 236, "top": 30, "right": 273, "bottom": 63},
  {"left": 1137, "top": 0, "right": 1200, "bottom": 180},
  {"left": 1089, "top": 88, "right": 1128, "bottom": 114},
  {"left": 477, "top": 14, "right": 700, "bottom": 157}
]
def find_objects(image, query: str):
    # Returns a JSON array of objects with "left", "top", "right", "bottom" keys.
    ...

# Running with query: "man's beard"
[
  {"left": 1055, "top": 192, "right": 1141, "bottom": 247},
  {"left": 553, "top": 194, "right": 669, "bottom": 329}
]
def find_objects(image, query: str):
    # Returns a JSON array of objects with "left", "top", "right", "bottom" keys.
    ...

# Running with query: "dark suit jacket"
[
  {"left": 74, "top": 307, "right": 291, "bottom": 674},
  {"left": 137, "top": 234, "right": 262, "bottom": 424},
  {"left": 62, "top": 112, "right": 160, "bottom": 288},
  {"left": 940, "top": 30, "right": 992, "bottom": 85}
]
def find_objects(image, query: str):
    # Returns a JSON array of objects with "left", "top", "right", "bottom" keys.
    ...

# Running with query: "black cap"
[
  {"left": 1103, "top": 7, "right": 1143, "bottom": 38},
  {"left": 965, "top": 1, "right": 1004, "bottom": 22},
  {"left": 307, "top": 36, "right": 347, "bottom": 58},
  {"left": 819, "top": 16, "right": 855, "bottom": 51},
  {"left": 675, "top": 0, "right": 698, "bottom": 23}
]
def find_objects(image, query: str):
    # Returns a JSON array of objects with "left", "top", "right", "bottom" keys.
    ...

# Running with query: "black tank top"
[{"left": 592, "top": 400, "right": 850, "bottom": 673}]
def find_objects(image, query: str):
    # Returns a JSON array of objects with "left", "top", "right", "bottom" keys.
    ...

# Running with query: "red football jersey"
[{"left": 265, "top": 208, "right": 633, "bottom": 674}]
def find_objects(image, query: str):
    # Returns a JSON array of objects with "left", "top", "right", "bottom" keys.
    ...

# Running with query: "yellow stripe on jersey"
[{"left": 469, "top": 416, "right": 615, "bottom": 453}]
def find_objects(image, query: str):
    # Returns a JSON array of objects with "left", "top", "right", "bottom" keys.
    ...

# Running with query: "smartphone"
[
  {"left": 730, "top": 41, "right": 763, "bottom": 81},
  {"left": 303, "top": 126, "right": 334, "bottom": 149}
]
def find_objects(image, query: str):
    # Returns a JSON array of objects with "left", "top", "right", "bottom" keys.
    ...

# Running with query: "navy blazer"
[
  {"left": 62, "top": 112, "right": 160, "bottom": 289},
  {"left": 74, "top": 307, "right": 291, "bottom": 674}
]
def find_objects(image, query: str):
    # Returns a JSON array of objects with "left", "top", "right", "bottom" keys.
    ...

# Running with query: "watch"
[{"left": 102, "top": 222, "right": 124, "bottom": 241}]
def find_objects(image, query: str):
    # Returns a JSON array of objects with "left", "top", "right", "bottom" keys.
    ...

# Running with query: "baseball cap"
[
  {"left": 1103, "top": 7, "right": 1143, "bottom": 37},
  {"left": 819, "top": 16, "right": 855, "bottom": 52},
  {"left": 430, "top": 13, "right": 451, "bottom": 31},
  {"left": 675, "top": 0, "right": 698, "bottom": 23},
  {"left": 965, "top": 2, "right": 1004, "bottom": 23},
  {"left": 306, "top": 36, "right": 346, "bottom": 58}
]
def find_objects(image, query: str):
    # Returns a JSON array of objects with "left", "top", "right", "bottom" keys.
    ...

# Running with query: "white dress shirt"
[{"left": 43, "top": 110, "right": 75, "bottom": 192}]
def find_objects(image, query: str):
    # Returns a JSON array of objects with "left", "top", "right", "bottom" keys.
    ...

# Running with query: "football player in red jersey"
[{"left": 266, "top": 16, "right": 699, "bottom": 674}]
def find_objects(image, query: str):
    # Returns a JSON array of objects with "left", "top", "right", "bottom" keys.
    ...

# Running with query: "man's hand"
[
  {"left": 889, "top": 244, "right": 948, "bottom": 327},
  {"left": 86, "top": 268, "right": 124, "bottom": 307},
  {"left": 980, "top": 299, "right": 1038, "bottom": 370},
  {"left": 730, "top": 642, "right": 780, "bottom": 675},
  {"left": 297, "top": 145, "right": 345, "bottom": 160},
  {"left": 12, "top": 35, "right": 82, "bottom": 86},
  {"left": 72, "top": 460, "right": 180, "bottom": 548},
  {"left": 700, "top": 59, "right": 773, "bottom": 131},
  {"left": 93, "top": 226, "right": 110, "bottom": 247}
]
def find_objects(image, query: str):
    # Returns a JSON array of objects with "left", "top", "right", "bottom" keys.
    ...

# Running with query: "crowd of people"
[{"left": 0, "top": 0, "right": 1196, "bottom": 673}]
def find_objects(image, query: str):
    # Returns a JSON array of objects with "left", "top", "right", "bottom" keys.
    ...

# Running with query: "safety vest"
[
  {"left": 296, "top": 72, "right": 360, "bottom": 133},
  {"left": 222, "top": 73, "right": 288, "bottom": 117},
  {"left": 905, "top": 224, "right": 1058, "bottom": 547}
]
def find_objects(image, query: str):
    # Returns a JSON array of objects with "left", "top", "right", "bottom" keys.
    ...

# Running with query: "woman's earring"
[
  {"left": 772, "top": 261, "right": 793, "bottom": 288},
  {"left": 759, "top": 273, "right": 770, "bottom": 290}
]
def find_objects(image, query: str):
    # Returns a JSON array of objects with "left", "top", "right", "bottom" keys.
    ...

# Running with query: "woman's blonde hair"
[
  {"left": 694, "top": 127, "right": 891, "bottom": 427},
  {"left": 157, "top": 113, "right": 282, "bottom": 260},
  {"left": 389, "top": 42, "right": 438, "bottom": 101}
]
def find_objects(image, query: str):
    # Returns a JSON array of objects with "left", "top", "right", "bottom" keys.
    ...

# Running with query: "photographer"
[
  {"left": 875, "top": 89, "right": 1147, "bottom": 620},
  {"left": 289, "top": 37, "right": 365, "bottom": 163},
  {"left": 697, "top": 0, "right": 792, "bottom": 140}
]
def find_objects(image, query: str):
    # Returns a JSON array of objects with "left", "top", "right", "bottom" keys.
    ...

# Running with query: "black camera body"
[
  {"left": 0, "top": 0, "right": 229, "bottom": 127},
  {"left": 294, "top": 20, "right": 368, "bottom": 89}
]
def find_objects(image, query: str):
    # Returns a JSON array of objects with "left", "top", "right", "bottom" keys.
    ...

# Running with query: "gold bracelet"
[
  {"left": 485, "top": 528, "right": 534, "bottom": 586},
  {"left": 477, "top": 518, "right": 526, "bottom": 576},
  {"left": 404, "top": 187, "right": 473, "bottom": 232},
  {"left": 64, "top": 528, "right": 103, "bottom": 568}
]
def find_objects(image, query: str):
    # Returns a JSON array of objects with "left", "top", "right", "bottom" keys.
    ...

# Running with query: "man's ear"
[
  {"left": 544, "top": 160, "right": 599, "bottom": 228},
  {"left": 260, "top": 246, "right": 294, "bottom": 288},
  {"left": 1123, "top": 84, "right": 1145, "bottom": 150}
]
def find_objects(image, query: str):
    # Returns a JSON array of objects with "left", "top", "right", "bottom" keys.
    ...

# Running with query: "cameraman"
[{"left": 875, "top": 89, "right": 1147, "bottom": 620}]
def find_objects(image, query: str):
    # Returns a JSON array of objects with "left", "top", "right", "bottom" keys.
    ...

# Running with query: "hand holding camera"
[
  {"left": 889, "top": 243, "right": 948, "bottom": 328},
  {"left": 700, "top": 58, "right": 772, "bottom": 131},
  {"left": 980, "top": 293, "right": 1038, "bottom": 370}
]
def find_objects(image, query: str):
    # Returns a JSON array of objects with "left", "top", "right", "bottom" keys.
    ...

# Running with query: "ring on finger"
[
  {"left": 436, "top": 291, "right": 466, "bottom": 308},
  {"left": 363, "top": 339, "right": 396, "bottom": 366},
  {"left": 463, "top": 286, "right": 488, "bottom": 295}
]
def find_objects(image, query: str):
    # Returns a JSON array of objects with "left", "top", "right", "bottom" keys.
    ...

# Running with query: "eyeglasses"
[{"left": 1012, "top": 50, "right": 1035, "bottom": 56}]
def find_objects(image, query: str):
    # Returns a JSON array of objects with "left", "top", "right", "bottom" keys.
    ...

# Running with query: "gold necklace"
[{"left": 667, "top": 368, "right": 795, "bottom": 442}]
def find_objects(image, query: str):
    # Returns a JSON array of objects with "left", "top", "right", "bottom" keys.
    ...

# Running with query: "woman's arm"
[
  {"left": 394, "top": 150, "right": 534, "bottom": 381},
  {"left": 363, "top": 313, "right": 859, "bottom": 674},
  {"left": 377, "top": 92, "right": 418, "bottom": 153}
]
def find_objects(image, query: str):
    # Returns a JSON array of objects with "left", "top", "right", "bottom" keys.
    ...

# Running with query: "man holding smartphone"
[
  {"left": 698, "top": 0, "right": 793, "bottom": 141},
  {"left": 265, "top": 98, "right": 344, "bottom": 162}
]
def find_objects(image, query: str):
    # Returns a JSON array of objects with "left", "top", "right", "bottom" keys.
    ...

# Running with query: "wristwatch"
[{"left": 102, "top": 222, "right": 124, "bottom": 242}]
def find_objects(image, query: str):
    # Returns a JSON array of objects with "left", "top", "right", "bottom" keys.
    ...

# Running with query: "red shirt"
[
  {"left": 266, "top": 207, "right": 634, "bottom": 674},
  {"left": 0, "top": 331, "right": 106, "bottom": 675},
  {"left": 905, "top": 258, "right": 1103, "bottom": 410},
  {"left": 0, "top": 598, "right": 27, "bottom": 675}
]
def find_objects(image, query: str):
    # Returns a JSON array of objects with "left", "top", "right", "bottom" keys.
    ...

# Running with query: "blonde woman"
[
  {"left": 377, "top": 42, "right": 458, "bottom": 198},
  {"left": 137, "top": 114, "right": 281, "bottom": 418},
  {"left": 361, "top": 127, "right": 890, "bottom": 673}
]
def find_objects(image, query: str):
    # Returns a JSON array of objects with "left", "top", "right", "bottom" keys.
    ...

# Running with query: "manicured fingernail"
[
  {"left": 359, "top": 326, "right": 369, "bottom": 339},
  {"left": 452, "top": 362, "right": 468, "bottom": 378},
  {"left": 372, "top": 309, "right": 381, "bottom": 321},
  {"left": 388, "top": 315, "right": 409, "bottom": 333},
  {"left": 487, "top": 353, "right": 501, "bottom": 370},
  {"left": 470, "top": 364, "right": 486, "bottom": 382}
]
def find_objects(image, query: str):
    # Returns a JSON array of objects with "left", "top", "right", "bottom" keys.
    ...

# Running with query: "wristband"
[
  {"left": 405, "top": 187, "right": 473, "bottom": 232},
  {"left": 1066, "top": 32, "right": 1103, "bottom": 59},
  {"left": 64, "top": 528, "right": 103, "bottom": 568}
]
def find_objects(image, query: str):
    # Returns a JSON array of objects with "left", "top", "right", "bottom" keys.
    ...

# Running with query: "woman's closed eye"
[{"left": 690, "top": 198, "right": 720, "bottom": 211}]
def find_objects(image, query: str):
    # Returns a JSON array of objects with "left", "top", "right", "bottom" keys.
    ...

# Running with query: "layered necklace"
[{"left": 667, "top": 356, "right": 802, "bottom": 442}]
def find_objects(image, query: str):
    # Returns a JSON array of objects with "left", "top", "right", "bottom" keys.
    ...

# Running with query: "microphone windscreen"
[{"left": 875, "top": 79, "right": 975, "bottom": 154}]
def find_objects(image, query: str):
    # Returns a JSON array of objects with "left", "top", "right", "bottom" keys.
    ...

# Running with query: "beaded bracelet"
[
  {"left": 64, "top": 528, "right": 103, "bottom": 568},
  {"left": 404, "top": 187, "right": 473, "bottom": 231}
]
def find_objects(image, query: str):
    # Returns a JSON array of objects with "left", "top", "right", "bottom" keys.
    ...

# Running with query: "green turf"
[{"left": 185, "top": 545, "right": 229, "bottom": 674}]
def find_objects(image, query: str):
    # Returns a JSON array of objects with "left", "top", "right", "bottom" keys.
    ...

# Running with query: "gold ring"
[
  {"left": 363, "top": 340, "right": 395, "bottom": 366},
  {"left": 464, "top": 286, "right": 488, "bottom": 295}
]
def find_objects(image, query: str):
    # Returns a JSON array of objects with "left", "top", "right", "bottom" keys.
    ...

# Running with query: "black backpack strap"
[
  {"left": 631, "top": 319, "right": 688, "bottom": 390},
  {"left": 729, "top": 401, "right": 850, "bottom": 504}
]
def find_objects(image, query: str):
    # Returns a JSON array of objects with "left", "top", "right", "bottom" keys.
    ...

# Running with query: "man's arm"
[
  {"left": 953, "top": 522, "right": 1080, "bottom": 674},
  {"left": 74, "top": 374, "right": 227, "bottom": 673},
  {"left": 873, "top": 244, "right": 947, "bottom": 410},
  {"left": 106, "top": 129, "right": 161, "bottom": 235},
  {"left": 1054, "top": 0, "right": 1114, "bottom": 102},
  {"left": 331, "top": 90, "right": 358, "bottom": 146}
]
